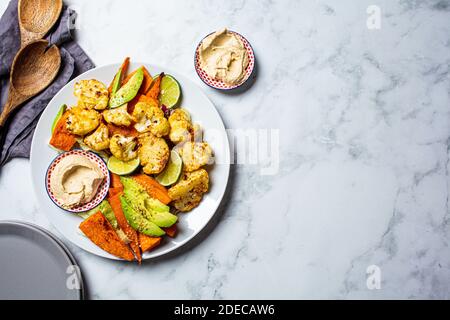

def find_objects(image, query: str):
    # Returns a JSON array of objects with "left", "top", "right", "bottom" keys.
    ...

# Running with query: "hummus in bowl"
[
  {"left": 46, "top": 150, "right": 110, "bottom": 213},
  {"left": 195, "top": 29, "right": 255, "bottom": 90}
]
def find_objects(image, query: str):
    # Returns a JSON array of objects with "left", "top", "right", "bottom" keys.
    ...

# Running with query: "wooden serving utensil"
[
  {"left": 0, "top": 39, "right": 61, "bottom": 131},
  {"left": 18, "top": 0, "right": 63, "bottom": 47}
]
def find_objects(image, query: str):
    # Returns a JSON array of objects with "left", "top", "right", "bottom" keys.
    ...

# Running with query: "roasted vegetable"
[
  {"left": 137, "top": 133, "right": 170, "bottom": 174},
  {"left": 132, "top": 101, "right": 169, "bottom": 137},
  {"left": 146, "top": 73, "right": 163, "bottom": 100},
  {"left": 79, "top": 200, "right": 118, "bottom": 229},
  {"left": 107, "top": 123, "right": 138, "bottom": 137},
  {"left": 79, "top": 211, "right": 134, "bottom": 261},
  {"left": 120, "top": 176, "right": 177, "bottom": 228},
  {"left": 66, "top": 106, "right": 102, "bottom": 136},
  {"left": 120, "top": 195, "right": 165, "bottom": 237},
  {"left": 138, "top": 234, "right": 161, "bottom": 252},
  {"left": 163, "top": 224, "right": 177, "bottom": 238},
  {"left": 132, "top": 174, "right": 172, "bottom": 205},
  {"left": 178, "top": 141, "right": 213, "bottom": 172},
  {"left": 168, "top": 169, "right": 209, "bottom": 212},
  {"left": 108, "top": 57, "right": 130, "bottom": 95},
  {"left": 111, "top": 173, "right": 124, "bottom": 191},
  {"left": 109, "top": 68, "right": 144, "bottom": 108},
  {"left": 83, "top": 123, "right": 110, "bottom": 151},
  {"left": 49, "top": 111, "right": 77, "bottom": 151},
  {"left": 140, "top": 67, "right": 153, "bottom": 94},
  {"left": 51, "top": 104, "right": 67, "bottom": 134},
  {"left": 74, "top": 79, "right": 109, "bottom": 110},
  {"left": 103, "top": 104, "right": 133, "bottom": 127},
  {"left": 109, "top": 134, "right": 138, "bottom": 161},
  {"left": 109, "top": 193, "right": 141, "bottom": 263},
  {"left": 168, "top": 108, "right": 192, "bottom": 144}
]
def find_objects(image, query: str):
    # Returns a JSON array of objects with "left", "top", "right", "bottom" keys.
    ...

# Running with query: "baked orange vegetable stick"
[
  {"left": 132, "top": 174, "right": 172, "bottom": 205},
  {"left": 140, "top": 67, "right": 153, "bottom": 94},
  {"left": 107, "top": 123, "right": 138, "bottom": 137},
  {"left": 138, "top": 94, "right": 156, "bottom": 105},
  {"left": 127, "top": 94, "right": 158, "bottom": 113},
  {"left": 108, "top": 187, "right": 122, "bottom": 198},
  {"left": 146, "top": 73, "right": 163, "bottom": 100},
  {"left": 163, "top": 224, "right": 177, "bottom": 238},
  {"left": 121, "top": 68, "right": 137, "bottom": 87},
  {"left": 138, "top": 233, "right": 161, "bottom": 253},
  {"left": 126, "top": 94, "right": 141, "bottom": 114},
  {"left": 49, "top": 112, "right": 77, "bottom": 151},
  {"left": 109, "top": 193, "right": 142, "bottom": 263},
  {"left": 79, "top": 212, "right": 134, "bottom": 261},
  {"left": 110, "top": 173, "right": 124, "bottom": 191}
]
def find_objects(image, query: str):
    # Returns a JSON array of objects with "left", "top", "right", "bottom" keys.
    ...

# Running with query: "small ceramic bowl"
[
  {"left": 45, "top": 149, "right": 110, "bottom": 213},
  {"left": 195, "top": 30, "right": 255, "bottom": 91}
]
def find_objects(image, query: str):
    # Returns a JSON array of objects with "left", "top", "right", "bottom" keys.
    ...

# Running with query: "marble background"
[{"left": 1, "top": 0, "right": 450, "bottom": 299}]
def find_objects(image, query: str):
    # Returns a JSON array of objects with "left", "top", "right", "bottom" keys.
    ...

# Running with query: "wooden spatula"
[
  {"left": 18, "top": 0, "right": 63, "bottom": 47},
  {"left": 0, "top": 40, "right": 61, "bottom": 131}
]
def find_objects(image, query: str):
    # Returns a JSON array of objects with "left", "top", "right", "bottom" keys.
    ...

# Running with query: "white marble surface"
[{"left": 1, "top": 0, "right": 450, "bottom": 299}]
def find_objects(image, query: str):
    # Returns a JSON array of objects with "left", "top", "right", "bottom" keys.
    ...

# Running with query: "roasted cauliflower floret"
[
  {"left": 66, "top": 106, "right": 101, "bottom": 136},
  {"left": 168, "top": 169, "right": 209, "bottom": 212},
  {"left": 138, "top": 133, "right": 169, "bottom": 174},
  {"left": 74, "top": 79, "right": 109, "bottom": 110},
  {"left": 109, "top": 134, "right": 138, "bottom": 161},
  {"left": 132, "top": 102, "right": 169, "bottom": 137},
  {"left": 168, "top": 108, "right": 192, "bottom": 144},
  {"left": 83, "top": 123, "right": 110, "bottom": 151},
  {"left": 103, "top": 104, "right": 133, "bottom": 127},
  {"left": 190, "top": 123, "right": 203, "bottom": 142},
  {"left": 178, "top": 141, "right": 213, "bottom": 172}
]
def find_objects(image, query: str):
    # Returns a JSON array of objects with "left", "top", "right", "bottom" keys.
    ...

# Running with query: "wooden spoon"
[
  {"left": 0, "top": 39, "right": 61, "bottom": 130},
  {"left": 18, "top": 0, "right": 63, "bottom": 47}
]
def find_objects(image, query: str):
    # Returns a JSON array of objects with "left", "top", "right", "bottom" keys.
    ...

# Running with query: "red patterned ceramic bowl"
[
  {"left": 195, "top": 30, "right": 255, "bottom": 90},
  {"left": 45, "top": 150, "right": 110, "bottom": 213}
]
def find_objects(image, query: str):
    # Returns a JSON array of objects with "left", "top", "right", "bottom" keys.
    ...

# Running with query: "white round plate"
[{"left": 31, "top": 62, "right": 230, "bottom": 260}]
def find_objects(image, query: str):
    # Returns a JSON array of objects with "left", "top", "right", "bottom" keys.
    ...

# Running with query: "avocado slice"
[
  {"left": 79, "top": 200, "right": 118, "bottom": 230},
  {"left": 51, "top": 104, "right": 67, "bottom": 134},
  {"left": 120, "top": 176, "right": 177, "bottom": 227},
  {"left": 142, "top": 204, "right": 178, "bottom": 227},
  {"left": 110, "top": 69, "right": 122, "bottom": 97},
  {"left": 120, "top": 195, "right": 165, "bottom": 237},
  {"left": 120, "top": 177, "right": 170, "bottom": 212},
  {"left": 145, "top": 197, "right": 170, "bottom": 212},
  {"left": 109, "top": 68, "right": 144, "bottom": 108}
]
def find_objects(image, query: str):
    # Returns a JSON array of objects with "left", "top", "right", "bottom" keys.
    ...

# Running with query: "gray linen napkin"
[{"left": 0, "top": 0, "right": 95, "bottom": 166}]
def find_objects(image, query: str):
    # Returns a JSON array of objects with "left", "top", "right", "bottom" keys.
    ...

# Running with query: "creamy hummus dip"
[
  {"left": 50, "top": 154, "right": 104, "bottom": 209},
  {"left": 199, "top": 28, "right": 249, "bottom": 85}
]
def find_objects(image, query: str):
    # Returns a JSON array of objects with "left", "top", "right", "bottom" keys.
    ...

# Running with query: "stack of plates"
[{"left": 0, "top": 221, "right": 84, "bottom": 300}]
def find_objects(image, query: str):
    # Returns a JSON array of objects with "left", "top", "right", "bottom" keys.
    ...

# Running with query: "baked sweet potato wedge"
[
  {"left": 139, "top": 233, "right": 161, "bottom": 253},
  {"left": 163, "top": 224, "right": 177, "bottom": 238},
  {"left": 146, "top": 73, "right": 163, "bottom": 100},
  {"left": 132, "top": 173, "right": 172, "bottom": 205},
  {"left": 109, "top": 192, "right": 142, "bottom": 263},
  {"left": 79, "top": 211, "right": 134, "bottom": 261},
  {"left": 107, "top": 123, "right": 138, "bottom": 137},
  {"left": 49, "top": 112, "right": 76, "bottom": 151}
]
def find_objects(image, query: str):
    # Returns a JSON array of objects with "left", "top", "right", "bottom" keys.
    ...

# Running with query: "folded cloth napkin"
[{"left": 0, "top": 0, "right": 95, "bottom": 167}]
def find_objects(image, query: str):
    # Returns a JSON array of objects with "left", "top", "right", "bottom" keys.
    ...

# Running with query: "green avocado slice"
[
  {"left": 143, "top": 205, "right": 178, "bottom": 227},
  {"left": 120, "top": 195, "right": 165, "bottom": 237},
  {"left": 120, "top": 176, "right": 177, "bottom": 228},
  {"left": 78, "top": 200, "right": 118, "bottom": 229},
  {"left": 110, "top": 69, "right": 122, "bottom": 97},
  {"left": 109, "top": 68, "right": 144, "bottom": 108},
  {"left": 51, "top": 104, "right": 66, "bottom": 134}
]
